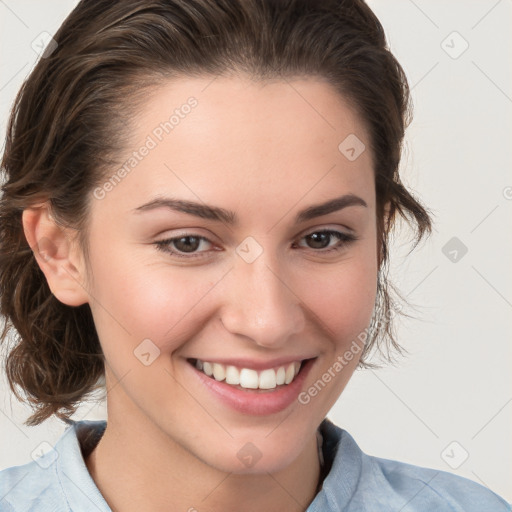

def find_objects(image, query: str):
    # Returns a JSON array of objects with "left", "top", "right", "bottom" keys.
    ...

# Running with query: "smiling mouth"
[{"left": 187, "top": 358, "right": 309, "bottom": 391}]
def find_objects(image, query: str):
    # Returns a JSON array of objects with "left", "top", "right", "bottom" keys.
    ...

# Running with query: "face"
[{"left": 83, "top": 75, "right": 378, "bottom": 473}]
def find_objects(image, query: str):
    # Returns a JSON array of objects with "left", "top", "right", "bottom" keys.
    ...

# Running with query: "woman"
[{"left": 0, "top": 1, "right": 509, "bottom": 510}]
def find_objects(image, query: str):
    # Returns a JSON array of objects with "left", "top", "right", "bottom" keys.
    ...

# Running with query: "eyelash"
[{"left": 154, "top": 229, "right": 358, "bottom": 259}]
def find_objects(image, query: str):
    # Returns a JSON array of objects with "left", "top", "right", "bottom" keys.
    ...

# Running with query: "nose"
[{"left": 219, "top": 251, "right": 305, "bottom": 349}]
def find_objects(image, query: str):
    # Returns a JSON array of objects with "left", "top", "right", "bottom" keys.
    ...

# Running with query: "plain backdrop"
[{"left": 0, "top": 0, "right": 511, "bottom": 502}]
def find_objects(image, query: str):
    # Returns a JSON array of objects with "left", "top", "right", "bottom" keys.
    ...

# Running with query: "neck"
[{"left": 85, "top": 390, "right": 321, "bottom": 512}]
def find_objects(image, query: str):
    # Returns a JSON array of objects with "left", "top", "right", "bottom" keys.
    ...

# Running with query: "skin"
[{"left": 23, "top": 75, "right": 381, "bottom": 511}]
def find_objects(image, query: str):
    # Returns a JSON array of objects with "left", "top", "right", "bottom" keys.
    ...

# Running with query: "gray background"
[{"left": 1, "top": 0, "right": 511, "bottom": 501}]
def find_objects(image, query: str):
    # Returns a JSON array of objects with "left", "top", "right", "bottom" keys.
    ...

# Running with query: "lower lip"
[{"left": 187, "top": 358, "right": 315, "bottom": 416}]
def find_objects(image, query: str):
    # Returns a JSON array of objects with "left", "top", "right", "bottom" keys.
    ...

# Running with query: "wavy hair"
[{"left": 0, "top": 0, "right": 432, "bottom": 426}]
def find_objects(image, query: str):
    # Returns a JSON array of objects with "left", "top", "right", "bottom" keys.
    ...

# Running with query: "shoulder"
[
  {"left": 0, "top": 419, "right": 108, "bottom": 512},
  {"left": 312, "top": 419, "right": 511, "bottom": 512},
  {"left": 0, "top": 449, "right": 67, "bottom": 511},
  {"left": 367, "top": 453, "right": 511, "bottom": 512}
]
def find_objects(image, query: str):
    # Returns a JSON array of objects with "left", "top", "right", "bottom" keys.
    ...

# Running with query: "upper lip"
[{"left": 187, "top": 356, "right": 316, "bottom": 371}]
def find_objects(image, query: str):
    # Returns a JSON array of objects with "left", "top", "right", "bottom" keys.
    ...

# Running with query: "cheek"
[
  {"left": 298, "top": 256, "right": 378, "bottom": 344},
  {"left": 87, "top": 250, "right": 219, "bottom": 354}
]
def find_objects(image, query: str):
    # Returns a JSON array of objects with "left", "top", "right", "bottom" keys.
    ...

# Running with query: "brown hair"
[{"left": 0, "top": 0, "right": 432, "bottom": 426}]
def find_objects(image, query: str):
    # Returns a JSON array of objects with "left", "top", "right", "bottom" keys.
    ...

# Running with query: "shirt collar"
[
  {"left": 57, "top": 417, "right": 359, "bottom": 512},
  {"left": 55, "top": 419, "right": 110, "bottom": 511}
]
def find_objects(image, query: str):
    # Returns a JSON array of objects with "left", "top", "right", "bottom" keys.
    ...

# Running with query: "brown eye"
[
  {"left": 154, "top": 234, "right": 214, "bottom": 258},
  {"left": 297, "top": 230, "right": 357, "bottom": 252},
  {"left": 305, "top": 232, "right": 332, "bottom": 249},
  {"left": 173, "top": 236, "right": 202, "bottom": 253}
]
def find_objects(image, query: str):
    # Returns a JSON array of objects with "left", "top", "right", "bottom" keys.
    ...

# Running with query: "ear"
[{"left": 22, "top": 202, "right": 90, "bottom": 306}]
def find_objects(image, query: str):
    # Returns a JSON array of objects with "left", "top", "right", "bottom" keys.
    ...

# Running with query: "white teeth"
[
  {"left": 284, "top": 363, "right": 295, "bottom": 385},
  {"left": 225, "top": 365, "right": 240, "bottom": 385},
  {"left": 276, "top": 366, "right": 286, "bottom": 385},
  {"left": 239, "top": 368, "right": 259, "bottom": 389},
  {"left": 193, "top": 359, "right": 304, "bottom": 390},
  {"left": 259, "top": 368, "right": 277, "bottom": 389},
  {"left": 212, "top": 363, "right": 225, "bottom": 381},
  {"left": 203, "top": 361, "right": 213, "bottom": 377}
]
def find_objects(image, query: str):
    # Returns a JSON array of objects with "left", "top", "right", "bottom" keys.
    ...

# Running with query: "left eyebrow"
[
  {"left": 132, "top": 193, "right": 367, "bottom": 225},
  {"left": 294, "top": 194, "right": 367, "bottom": 223}
]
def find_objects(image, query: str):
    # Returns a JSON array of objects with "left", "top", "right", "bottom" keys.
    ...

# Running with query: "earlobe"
[{"left": 22, "top": 203, "right": 90, "bottom": 307}]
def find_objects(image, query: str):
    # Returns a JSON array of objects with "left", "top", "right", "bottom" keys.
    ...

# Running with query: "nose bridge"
[{"left": 221, "top": 245, "right": 304, "bottom": 347}]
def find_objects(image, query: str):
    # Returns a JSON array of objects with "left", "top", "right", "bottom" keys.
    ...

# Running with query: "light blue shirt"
[{"left": 0, "top": 418, "right": 510, "bottom": 511}]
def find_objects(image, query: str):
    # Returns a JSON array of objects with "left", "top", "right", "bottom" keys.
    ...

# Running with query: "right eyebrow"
[{"left": 132, "top": 197, "right": 237, "bottom": 224}]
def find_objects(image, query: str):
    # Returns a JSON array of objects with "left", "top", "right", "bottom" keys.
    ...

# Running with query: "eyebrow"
[{"left": 132, "top": 193, "right": 367, "bottom": 225}]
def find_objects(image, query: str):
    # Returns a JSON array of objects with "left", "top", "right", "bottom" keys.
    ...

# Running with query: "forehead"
[
  {"left": 93, "top": 75, "right": 374, "bottom": 220},
  {"left": 138, "top": 74, "right": 370, "bottom": 157}
]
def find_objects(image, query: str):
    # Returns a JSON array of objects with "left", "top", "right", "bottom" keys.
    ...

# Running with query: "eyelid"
[{"left": 300, "top": 223, "right": 355, "bottom": 235}]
